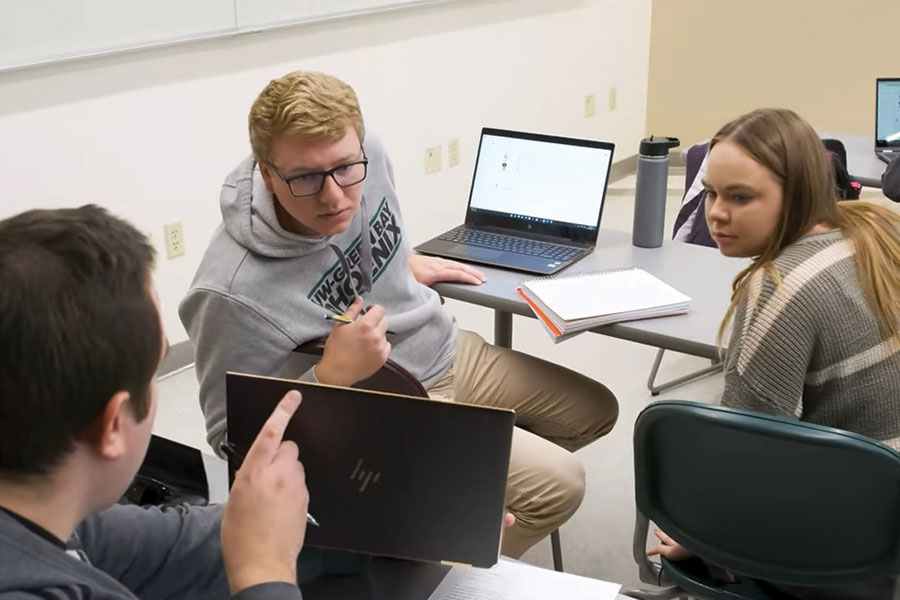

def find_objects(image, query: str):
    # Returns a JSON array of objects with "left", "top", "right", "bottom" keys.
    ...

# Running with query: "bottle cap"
[{"left": 640, "top": 136, "right": 681, "bottom": 157}]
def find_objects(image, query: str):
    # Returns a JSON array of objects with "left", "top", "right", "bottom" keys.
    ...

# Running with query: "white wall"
[{"left": 0, "top": 0, "right": 651, "bottom": 343}]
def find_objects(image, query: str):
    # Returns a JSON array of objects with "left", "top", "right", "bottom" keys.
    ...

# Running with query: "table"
[
  {"left": 301, "top": 557, "right": 632, "bottom": 599},
  {"left": 821, "top": 131, "right": 887, "bottom": 189},
  {"left": 434, "top": 229, "right": 746, "bottom": 361}
]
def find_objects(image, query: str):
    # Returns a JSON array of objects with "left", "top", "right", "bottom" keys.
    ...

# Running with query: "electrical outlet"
[
  {"left": 584, "top": 93, "right": 597, "bottom": 118},
  {"left": 164, "top": 222, "right": 185, "bottom": 259},
  {"left": 608, "top": 86, "right": 618, "bottom": 112},
  {"left": 425, "top": 145, "right": 442, "bottom": 174},
  {"left": 448, "top": 139, "right": 460, "bottom": 167}
]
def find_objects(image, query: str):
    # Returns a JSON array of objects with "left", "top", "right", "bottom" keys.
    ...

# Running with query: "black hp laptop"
[
  {"left": 225, "top": 373, "right": 515, "bottom": 568},
  {"left": 415, "top": 128, "right": 615, "bottom": 275},
  {"left": 876, "top": 78, "right": 900, "bottom": 164}
]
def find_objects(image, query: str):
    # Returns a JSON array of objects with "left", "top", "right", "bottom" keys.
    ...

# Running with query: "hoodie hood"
[{"left": 219, "top": 155, "right": 335, "bottom": 258}]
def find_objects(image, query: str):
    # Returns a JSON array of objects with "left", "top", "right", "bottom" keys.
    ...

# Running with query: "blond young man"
[{"left": 180, "top": 71, "right": 619, "bottom": 557}]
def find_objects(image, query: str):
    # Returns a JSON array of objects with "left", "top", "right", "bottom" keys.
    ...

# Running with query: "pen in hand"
[
  {"left": 325, "top": 313, "right": 396, "bottom": 336},
  {"left": 220, "top": 441, "right": 320, "bottom": 527}
]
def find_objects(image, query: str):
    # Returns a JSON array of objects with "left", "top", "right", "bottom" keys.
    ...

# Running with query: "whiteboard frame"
[{"left": 0, "top": 0, "right": 460, "bottom": 74}]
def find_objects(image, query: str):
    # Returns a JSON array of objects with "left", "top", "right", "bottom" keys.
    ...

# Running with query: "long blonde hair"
[{"left": 714, "top": 108, "right": 900, "bottom": 347}]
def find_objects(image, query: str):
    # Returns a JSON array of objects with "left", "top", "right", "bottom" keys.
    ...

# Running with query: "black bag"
[{"left": 120, "top": 435, "right": 209, "bottom": 507}]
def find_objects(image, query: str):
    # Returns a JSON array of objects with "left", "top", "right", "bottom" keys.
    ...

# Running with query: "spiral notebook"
[{"left": 516, "top": 267, "right": 691, "bottom": 342}]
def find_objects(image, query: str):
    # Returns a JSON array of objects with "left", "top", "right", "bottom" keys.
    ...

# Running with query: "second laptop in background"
[{"left": 415, "top": 128, "right": 615, "bottom": 275}]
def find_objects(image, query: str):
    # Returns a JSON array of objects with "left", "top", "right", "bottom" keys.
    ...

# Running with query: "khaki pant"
[{"left": 427, "top": 330, "right": 619, "bottom": 558}]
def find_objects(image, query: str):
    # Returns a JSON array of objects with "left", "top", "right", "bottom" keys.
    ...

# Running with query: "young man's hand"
[
  {"left": 647, "top": 528, "right": 693, "bottom": 561},
  {"left": 408, "top": 255, "right": 486, "bottom": 287},
  {"left": 221, "top": 391, "right": 308, "bottom": 594},
  {"left": 316, "top": 296, "right": 391, "bottom": 387}
]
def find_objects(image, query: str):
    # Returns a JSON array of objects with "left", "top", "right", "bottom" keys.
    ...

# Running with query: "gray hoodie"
[{"left": 180, "top": 135, "right": 457, "bottom": 451}]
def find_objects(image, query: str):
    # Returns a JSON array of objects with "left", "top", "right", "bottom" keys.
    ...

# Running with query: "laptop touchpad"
[{"left": 451, "top": 244, "right": 505, "bottom": 261}]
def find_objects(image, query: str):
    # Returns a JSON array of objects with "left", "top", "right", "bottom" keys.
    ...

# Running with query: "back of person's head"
[
  {"left": 248, "top": 71, "right": 364, "bottom": 166},
  {"left": 714, "top": 108, "right": 900, "bottom": 343},
  {"left": 0, "top": 205, "right": 161, "bottom": 478}
]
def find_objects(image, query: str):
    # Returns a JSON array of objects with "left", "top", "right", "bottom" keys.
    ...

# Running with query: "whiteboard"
[{"left": 0, "top": 0, "right": 458, "bottom": 73}]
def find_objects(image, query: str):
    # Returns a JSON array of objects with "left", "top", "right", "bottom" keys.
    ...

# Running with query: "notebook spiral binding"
[{"left": 522, "top": 266, "right": 636, "bottom": 286}]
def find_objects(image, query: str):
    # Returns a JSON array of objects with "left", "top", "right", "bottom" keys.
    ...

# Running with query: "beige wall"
[{"left": 647, "top": 0, "right": 900, "bottom": 145}]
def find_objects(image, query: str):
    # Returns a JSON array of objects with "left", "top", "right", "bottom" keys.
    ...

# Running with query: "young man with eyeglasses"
[{"left": 180, "top": 71, "right": 619, "bottom": 557}]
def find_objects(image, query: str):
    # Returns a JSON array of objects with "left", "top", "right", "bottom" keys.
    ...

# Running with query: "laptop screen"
[
  {"left": 465, "top": 128, "right": 614, "bottom": 244},
  {"left": 876, "top": 78, "right": 900, "bottom": 150}
]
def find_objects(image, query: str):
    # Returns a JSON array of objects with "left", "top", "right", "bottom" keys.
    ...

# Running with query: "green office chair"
[{"left": 622, "top": 400, "right": 900, "bottom": 600}]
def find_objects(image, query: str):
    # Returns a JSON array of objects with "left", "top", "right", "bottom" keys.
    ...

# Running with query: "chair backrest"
[
  {"left": 633, "top": 400, "right": 900, "bottom": 588},
  {"left": 293, "top": 339, "right": 429, "bottom": 398},
  {"left": 672, "top": 142, "right": 716, "bottom": 247}
]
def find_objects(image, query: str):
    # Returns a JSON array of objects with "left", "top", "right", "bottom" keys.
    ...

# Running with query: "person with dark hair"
[
  {"left": 884, "top": 153, "right": 900, "bottom": 202},
  {"left": 0, "top": 205, "right": 311, "bottom": 599}
]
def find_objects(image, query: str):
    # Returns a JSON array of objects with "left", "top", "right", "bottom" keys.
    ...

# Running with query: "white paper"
[
  {"left": 427, "top": 559, "right": 621, "bottom": 600},
  {"left": 523, "top": 268, "right": 691, "bottom": 322}
]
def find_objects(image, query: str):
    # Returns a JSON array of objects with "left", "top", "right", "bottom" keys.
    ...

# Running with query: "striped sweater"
[{"left": 722, "top": 230, "right": 900, "bottom": 450}]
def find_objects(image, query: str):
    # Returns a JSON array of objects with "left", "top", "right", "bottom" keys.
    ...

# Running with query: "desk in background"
[{"left": 434, "top": 229, "right": 746, "bottom": 359}]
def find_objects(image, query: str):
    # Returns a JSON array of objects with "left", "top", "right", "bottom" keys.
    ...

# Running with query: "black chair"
[
  {"left": 293, "top": 340, "right": 566, "bottom": 572},
  {"left": 623, "top": 400, "right": 900, "bottom": 600}
]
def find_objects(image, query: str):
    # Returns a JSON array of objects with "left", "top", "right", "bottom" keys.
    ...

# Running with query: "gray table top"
[
  {"left": 434, "top": 229, "right": 747, "bottom": 360},
  {"left": 821, "top": 131, "right": 886, "bottom": 188},
  {"left": 301, "top": 558, "right": 631, "bottom": 599}
]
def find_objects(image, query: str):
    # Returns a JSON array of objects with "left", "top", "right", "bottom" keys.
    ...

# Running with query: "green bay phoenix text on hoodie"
[{"left": 179, "top": 135, "right": 457, "bottom": 451}]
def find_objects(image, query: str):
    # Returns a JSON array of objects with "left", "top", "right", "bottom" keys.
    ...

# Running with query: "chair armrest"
[{"left": 633, "top": 510, "right": 675, "bottom": 587}]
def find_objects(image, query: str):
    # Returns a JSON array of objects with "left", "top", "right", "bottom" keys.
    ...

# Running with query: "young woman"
[{"left": 649, "top": 108, "right": 900, "bottom": 597}]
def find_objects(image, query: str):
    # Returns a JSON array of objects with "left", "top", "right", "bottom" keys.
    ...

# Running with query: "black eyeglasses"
[{"left": 270, "top": 155, "right": 369, "bottom": 198}]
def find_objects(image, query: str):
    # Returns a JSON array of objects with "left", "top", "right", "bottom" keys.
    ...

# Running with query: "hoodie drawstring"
[{"left": 328, "top": 197, "right": 373, "bottom": 300}]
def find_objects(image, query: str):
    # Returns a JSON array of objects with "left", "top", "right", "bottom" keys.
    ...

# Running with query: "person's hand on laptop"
[
  {"left": 316, "top": 296, "right": 391, "bottom": 387},
  {"left": 222, "top": 390, "right": 308, "bottom": 594},
  {"left": 409, "top": 255, "right": 486, "bottom": 287}
]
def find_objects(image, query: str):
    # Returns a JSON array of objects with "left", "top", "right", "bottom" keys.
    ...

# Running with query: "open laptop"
[
  {"left": 876, "top": 78, "right": 900, "bottom": 164},
  {"left": 415, "top": 128, "right": 615, "bottom": 275},
  {"left": 225, "top": 373, "right": 515, "bottom": 568}
]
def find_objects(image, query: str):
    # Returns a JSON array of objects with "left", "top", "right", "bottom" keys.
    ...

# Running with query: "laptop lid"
[
  {"left": 876, "top": 78, "right": 900, "bottom": 151},
  {"left": 464, "top": 128, "right": 615, "bottom": 245},
  {"left": 225, "top": 373, "right": 515, "bottom": 568}
]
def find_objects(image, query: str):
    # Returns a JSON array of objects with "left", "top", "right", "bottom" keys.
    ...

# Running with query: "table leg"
[{"left": 494, "top": 310, "right": 512, "bottom": 349}]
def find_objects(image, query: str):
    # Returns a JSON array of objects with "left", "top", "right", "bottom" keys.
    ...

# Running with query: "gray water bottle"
[{"left": 632, "top": 136, "right": 680, "bottom": 248}]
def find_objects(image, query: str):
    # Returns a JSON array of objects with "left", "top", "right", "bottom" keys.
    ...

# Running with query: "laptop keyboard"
[{"left": 438, "top": 226, "right": 582, "bottom": 261}]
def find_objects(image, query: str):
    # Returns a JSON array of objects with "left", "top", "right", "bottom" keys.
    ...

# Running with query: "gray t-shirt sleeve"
[
  {"left": 76, "top": 504, "right": 304, "bottom": 600},
  {"left": 232, "top": 583, "right": 303, "bottom": 600},
  {"left": 76, "top": 503, "right": 230, "bottom": 600}
]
